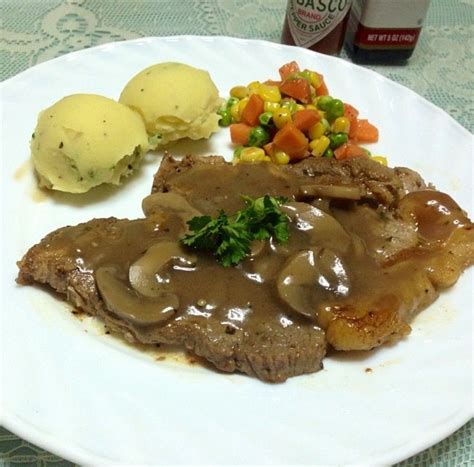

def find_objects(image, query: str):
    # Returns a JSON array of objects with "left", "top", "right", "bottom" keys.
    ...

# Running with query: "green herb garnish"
[{"left": 182, "top": 195, "right": 289, "bottom": 267}]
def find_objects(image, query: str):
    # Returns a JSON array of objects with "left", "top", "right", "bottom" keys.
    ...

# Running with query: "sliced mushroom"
[
  {"left": 398, "top": 190, "right": 469, "bottom": 242},
  {"left": 310, "top": 197, "right": 330, "bottom": 212},
  {"left": 142, "top": 192, "right": 202, "bottom": 234},
  {"left": 299, "top": 184, "right": 362, "bottom": 200},
  {"left": 277, "top": 247, "right": 350, "bottom": 318},
  {"left": 96, "top": 266, "right": 177, "bottom": 326},
  {"left": 282, "top": 202, "right": 352, "bottom": 253},
  {"left": 243, "top": 239, "right": 286, "bottom": 284},
  {"left": 129, "top": 241, "right": 197, "bottom": 298}
]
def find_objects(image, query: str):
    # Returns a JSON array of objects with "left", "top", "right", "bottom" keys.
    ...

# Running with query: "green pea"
[
  {"left": 298, "top": 70, "right": 312, "bottom": 83},
  {"left": 323, "top": 148, "right": 334, "bottom": 158},
  {"left": 233, "top": 146, "right": 244, "bottom": 159},
  {"left": 329, "top": 132, "right": 348, "bottom": 149},
  {"left": 317, "top": 95, "right": 333, "bottom": 111},
  {"left": 259, "top": 111, "right": 273, "bottom": 126},
  {"left": 248, "top": 126, "right": 270, "bottom": 147},
  {"left": 326, "top": 99, "right": 344, "bottom": 121},
  {"left": 218, "top": 109, "right": 232, "bottom": 127},
  {"left": 226, "top": 97, "right": 239, "bottom": 108}
]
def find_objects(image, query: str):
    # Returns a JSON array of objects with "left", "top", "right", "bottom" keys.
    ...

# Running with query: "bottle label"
[
  {"left": 354, "top": 25, "right": 422, "bottom": 49},
  {"left": 349, "top": 0, "right": 430, "bottom": 50},
  {"left": 286, "top": 0, "right": 352, "bottom": 48}
]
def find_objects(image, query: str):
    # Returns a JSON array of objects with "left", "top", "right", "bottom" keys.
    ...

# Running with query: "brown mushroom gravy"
[{"left": 17, "top": 156, "right": 474, "bottom": 381}]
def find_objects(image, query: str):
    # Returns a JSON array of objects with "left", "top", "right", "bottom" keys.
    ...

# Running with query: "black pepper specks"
[{"left": 59, "top": 141, "right": 64, "bottom": 149}]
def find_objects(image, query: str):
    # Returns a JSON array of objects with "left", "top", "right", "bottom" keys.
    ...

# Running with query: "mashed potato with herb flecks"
[
  {"left": 31, "top": 94, "right": 150, "bottom": 193},
  {"left": 119, "top": 62, "right": 221, "bottom": 146}
]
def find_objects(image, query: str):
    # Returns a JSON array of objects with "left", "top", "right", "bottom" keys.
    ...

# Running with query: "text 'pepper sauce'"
[{"left": 281, "top": 0, "right": 353, "bottom": 55}]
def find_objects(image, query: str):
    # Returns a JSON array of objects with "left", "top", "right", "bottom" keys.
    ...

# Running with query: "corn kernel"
[
  {"left": 320, "top": 118, "right": 329, "bottom": 130},
  {"left": 310, "top": 71, "right": 321, "bottom": 89},
  {"left": 230, "top": 86, "right": 248, "bottom": 100},
  {"left": 310, "top": 136, "right": 330, "bottom": 157},
  {"left": 308, "top": 121, "right": 326, "bottom": 140},
  {"left": 240, "top": 147, "right": 266, "bottom": 162},
  {"left": 371, "top": 155, "right": 388, "bottom": 166},
  {"left": 333, "top": 116, "right": 350, "bottom": 134},
  {"left": 273, "top": 108, "right": 292, "bottom": 129},
  {"left": 262, "top": 155, "right": 272, "bottom": 162},
  {"left": 281, "top": 99, "right": 297, "bottom": 113},
  {"left": 295, "top": 104, "right": 305, "bottom": 112},
  {"left": 264, "top": 101, "right": 280, "bottom": 112},
  {"left": 273, "top": 150, "right": 290, "bottom": 165},
  {"left": 237, "top": 97, "right": 249, "bottom": 118},
  {"left": 247, "top": 81, "right": 261, "bottom": 94},
  {"left": 257, "top": 84, "right": 281, "bottom": 103},
  {"left": 318, "top": 110, "right": 326, "bottom": 119},
  {"left": 305, "top": 104, "right": 317, "bottom": 111},
  {"left": 230, "top": 102, "right": 241, "bottom": 122}
]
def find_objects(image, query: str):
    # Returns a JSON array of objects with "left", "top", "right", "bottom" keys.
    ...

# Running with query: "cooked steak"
[
  {"left": 17, "top": 155, "right": 474, "bottom": 381},
  {"left": 18, "top": 217, "right": 326, "bottom": 382}
]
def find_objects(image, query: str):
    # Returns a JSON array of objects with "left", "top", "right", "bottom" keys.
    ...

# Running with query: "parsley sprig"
[{"left": 181, "top": 195, "right": 289, "bottom": 267}]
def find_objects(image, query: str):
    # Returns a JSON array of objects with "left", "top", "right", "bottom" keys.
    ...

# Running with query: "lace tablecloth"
[{"left": 1, "top": 1, "right": 472, "bottom": 465}]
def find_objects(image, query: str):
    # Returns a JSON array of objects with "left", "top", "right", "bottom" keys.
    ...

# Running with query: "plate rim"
[
  {"left": 3, "top": 404, "right": 472, "bottom": 465},
  {"left": 1, "top": 35, "right": 473, "bottom": 465}
]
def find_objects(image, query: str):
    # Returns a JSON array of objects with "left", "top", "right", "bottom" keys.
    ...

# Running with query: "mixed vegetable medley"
[{"left": 218, "top": 61, "right": 386, "bottom": 165}]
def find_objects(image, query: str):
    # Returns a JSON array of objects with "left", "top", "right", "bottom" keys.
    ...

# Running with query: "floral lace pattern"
[{"left": 1, "top": 1, "right": 473, "bottom": 465}]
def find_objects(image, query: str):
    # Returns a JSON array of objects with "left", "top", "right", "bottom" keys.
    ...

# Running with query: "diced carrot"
[
  {"left": 334, "top": 143, "right": 367, "bottom": 160},
  {"left": 346, "top": 143, "right": 368, "bottom": 158},
  {"left": 345, "top": 104, "right": 360, "bottom": 140},
  {"left": 334, "top": 144, "right": 348, "bottom": 160},
  {"left": 280, "top": 78, "right": 312, "bottom": 104},
  {"left": 263, "top": 141, "right": 274, "bottom": 156},
  {"left": 230, "top": 123, "right": 252, "bottom": 145},
  {"left": 353, "top": 119, "right": 379, "bottom": 143},
  {"left": 349, "top": 118, "right": 358, "bottom": 140},
  {"left": 292, "top": 109, "right": 321, "bottom": 132},
  {"left": 315, "top": 73, "right": 329, "bottom": 96},
  {"left": 343, "top": 103, "right": 359, "bottom": 120},
  {"left": 273, "top": 123, "right": 309, "bottom": 160},
  {"left": 241, "top": 94, "right": 264, "bottom": 127},
  {"left": 279, "top": 61, "right": 300, "bottom": 81},
  {"left": 264, "top": 79, "right": 281, "bottom": 87}
]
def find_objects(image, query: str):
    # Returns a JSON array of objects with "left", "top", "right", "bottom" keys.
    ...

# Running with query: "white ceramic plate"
[{"left": 1, "top": 36, "right": 472, "bottom": 466}]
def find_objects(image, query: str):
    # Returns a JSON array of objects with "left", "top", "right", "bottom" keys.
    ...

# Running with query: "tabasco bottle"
[{"left": 281, "top": 0, "right": 353, "bottom": 55}]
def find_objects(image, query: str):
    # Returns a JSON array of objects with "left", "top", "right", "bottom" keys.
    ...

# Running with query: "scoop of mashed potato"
[
  {"left": 31, "top": 94, "right": 150, "bottom": 193},
  {"left": 119, "top": 62, "right": 221, "bottom": 146}
]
